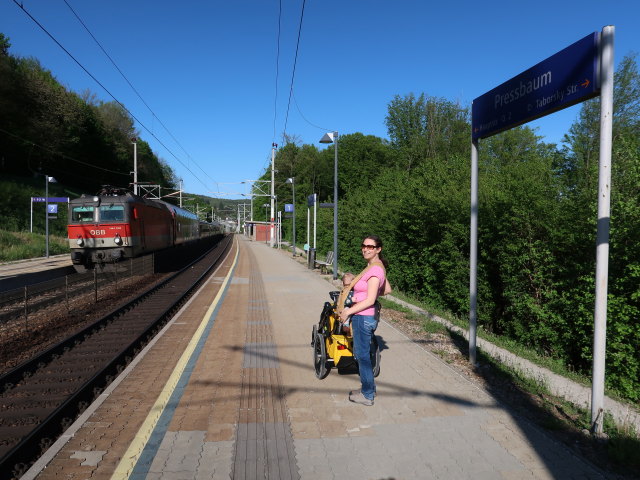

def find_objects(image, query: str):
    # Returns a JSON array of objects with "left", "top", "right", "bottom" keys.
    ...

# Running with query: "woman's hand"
[{"left": 339, "top": 308, "right": 351, "bottom": 322}]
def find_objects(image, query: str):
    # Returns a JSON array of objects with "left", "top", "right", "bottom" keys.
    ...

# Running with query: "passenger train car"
[{"left": 67, "top": 187, "right": 224, "bottom": 269}]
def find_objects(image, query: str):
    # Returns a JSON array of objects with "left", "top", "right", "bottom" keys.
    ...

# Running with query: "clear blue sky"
[{"left": 1, "top": 0, "right": 638, "bottom": 199}]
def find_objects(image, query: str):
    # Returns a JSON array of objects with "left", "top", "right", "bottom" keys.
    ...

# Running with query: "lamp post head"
[
  {"left": 286, "top": 177, "right": 295, "bottom": 184},
  {"left": 47, "top": 176, "right": 57, "bottom": 183},
  {"left": 319, "top": 132, "right": 335, "bottom": 144}
]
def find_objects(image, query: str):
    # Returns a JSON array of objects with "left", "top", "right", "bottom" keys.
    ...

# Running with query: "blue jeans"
[{"left": 351, "top": 314, "right": 377, "bottom": 400}]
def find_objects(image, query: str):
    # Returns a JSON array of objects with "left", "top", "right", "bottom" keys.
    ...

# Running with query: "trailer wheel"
[{"left": 313, "top": 332, "right": 330, "bottom": 379}]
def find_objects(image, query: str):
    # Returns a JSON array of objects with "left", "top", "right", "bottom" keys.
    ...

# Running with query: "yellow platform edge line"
[{"left": 111, "top": 242, "right": 239, "bottom": 480}]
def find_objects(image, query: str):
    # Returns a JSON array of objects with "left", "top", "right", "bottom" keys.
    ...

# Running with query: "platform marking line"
[{"left": 110, "top": 246, "right": 239, "bottom": 480}]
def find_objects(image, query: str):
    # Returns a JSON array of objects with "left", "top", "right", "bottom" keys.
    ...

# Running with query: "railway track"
[{"left": 0, "top": 235, "right": 233, "bottom": 480}]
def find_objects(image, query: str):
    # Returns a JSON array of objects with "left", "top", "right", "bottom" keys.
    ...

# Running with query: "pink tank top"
[{"left": 352, "top": 265, "right": 385, "bottom": 316}]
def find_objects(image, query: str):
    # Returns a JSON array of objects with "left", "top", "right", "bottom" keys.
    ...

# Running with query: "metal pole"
[
  {"left": 292, "top": 180, "right": 296, "bottom": 257},
  {"left": 45, "top": 175, "right": 49, "bottom": 258},
  {"left": 278, "top": 211, "right": 282, "bottom": 249},
  {"left": 24, "top": 285, "right": 28, "bottom": 329},
  {"left": 469, "top": 139, "right": 479, "bottom": 366},
  {"left": 133, "top": 140, "right": 138, "bottom": 195},
  {"left": 333, "top": 132, "right": 338, "bottom": 280},
  {"left": 179, "top": 179, "right": 183, "bottom": 207},
  {"left": 270, "top": 144, "right": 276, "bottom": 247},
  {"left": 591, "top": 25, "right": 614, "bottom": 435},
  {"left": 30, "top": 198, "right": 33, "bottom": 233},
  {"left": 307, "top": 203, "right": 310, "bottom": 256},
  {"left": 313, "top": 193, "right": 317, "bottom": 249}
]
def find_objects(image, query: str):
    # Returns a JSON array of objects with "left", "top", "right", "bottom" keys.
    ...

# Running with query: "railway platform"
[
  {"left": 0, "top": 254, "right": 74, "bottom": 292},
  {"left": 25, "top": 236, "right": 605, "bottom": 480}
]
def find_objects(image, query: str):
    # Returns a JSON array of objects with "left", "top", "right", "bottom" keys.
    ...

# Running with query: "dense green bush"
[{"left": 263, "top": 56, "right": 640, "bottom": 403}]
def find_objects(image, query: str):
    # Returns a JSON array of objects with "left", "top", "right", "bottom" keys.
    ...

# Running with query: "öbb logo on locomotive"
[{"left": 67, "top": 186, "right": 225, "bottom": 271}]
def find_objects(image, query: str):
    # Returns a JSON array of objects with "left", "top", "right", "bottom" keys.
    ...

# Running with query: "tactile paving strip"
[{"left": 232, "top": 247, "right": 300, "bottom": 480}]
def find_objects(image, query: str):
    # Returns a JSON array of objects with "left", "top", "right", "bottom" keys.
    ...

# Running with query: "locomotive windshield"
[
  {"left": 71, "top": 206, "right": 95, "bottom": 223},
  {"left": 99, "top": 205, "right": 125, "bottom": 222}
]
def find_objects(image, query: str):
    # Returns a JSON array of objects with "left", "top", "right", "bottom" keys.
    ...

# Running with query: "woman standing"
[{"left": 339, "top": 234, "right": 388, "bottom": 406}]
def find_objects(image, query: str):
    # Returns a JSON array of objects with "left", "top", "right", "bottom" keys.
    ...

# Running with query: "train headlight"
[
  {"left": 76, "top": 236, "right": 84, "bottom": 246},
  {"left": 114, "top": 234, "right": 123, "bottom": 245}
]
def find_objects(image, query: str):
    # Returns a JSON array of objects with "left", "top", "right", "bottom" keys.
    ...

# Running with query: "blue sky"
[{"left": 1, "top": 1, "right": 638, "bottom": 199}]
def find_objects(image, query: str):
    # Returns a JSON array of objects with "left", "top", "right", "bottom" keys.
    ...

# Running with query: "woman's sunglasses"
[{"left": 361, "top": 244, "right": 378, "bottom": 251}]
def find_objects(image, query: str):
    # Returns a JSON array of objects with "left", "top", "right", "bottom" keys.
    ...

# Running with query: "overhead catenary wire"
[
  {"left": 61, "top": 0, "right": 218, "bottom": 188},
  {"left": 272, "top": 0, "right": 282, "bottom": 143},
  {"left": 293, "top": 90, "right": 331, "bottom": 132},
  {"left": 11, "top": 0, "right": 214, "bottom": 193},
  {"left": 0, "top": 126, "right": 130, "bottom": 176},
  {"left": 281, "top": 0, "right": 307, "bottom": 145}
]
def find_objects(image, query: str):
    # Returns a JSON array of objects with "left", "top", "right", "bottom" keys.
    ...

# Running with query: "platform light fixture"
[{"left": 319, "top": 131, "right": 338, "bottom": 279}]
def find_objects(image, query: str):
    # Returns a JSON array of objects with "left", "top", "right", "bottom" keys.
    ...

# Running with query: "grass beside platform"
[
  {"left": 0, "top": 230, "right": 69, "bottom": 262},
  {"left": 380, "top": 294, "right": 640, "bottom": 476}
]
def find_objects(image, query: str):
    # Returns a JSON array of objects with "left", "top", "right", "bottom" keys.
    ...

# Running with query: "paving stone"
[{"left": 31, "top": 239, "right": 607, "bottom": 480}]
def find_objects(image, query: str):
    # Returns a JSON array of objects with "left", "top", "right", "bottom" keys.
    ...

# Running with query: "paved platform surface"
[
  {"left": 0, "top": 254, "right": 72, "bottom": 278},
  {"left": 28, "top": 236, "right": 605, "bottom": 480},
  {"left": 0, "top": 254, "right": 74, "bottom": 292}
]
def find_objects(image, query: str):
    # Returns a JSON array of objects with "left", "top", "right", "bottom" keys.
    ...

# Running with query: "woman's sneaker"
[
  {"left": 349, "top": 391, "right": 373, "bottom": 406},
  {"left": 349, "top": 389, "right": 375, "bottom": 398}
]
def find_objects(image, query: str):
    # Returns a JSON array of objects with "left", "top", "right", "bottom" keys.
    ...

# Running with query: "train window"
[
  {"left": 71, "top": 206, "right": 95, "bottom": 223},
  {"left": 99, "top": 205, "right": 125, "bottom": 222}
]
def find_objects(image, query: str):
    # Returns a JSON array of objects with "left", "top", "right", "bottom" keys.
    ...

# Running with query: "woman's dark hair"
[{"left": 363, "top": 234, "right": 389, "bottom": 269}]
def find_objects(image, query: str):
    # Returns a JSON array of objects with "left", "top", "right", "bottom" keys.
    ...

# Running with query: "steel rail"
[{"left": 0, "top": 235, "right": 233, "bottom": 480}]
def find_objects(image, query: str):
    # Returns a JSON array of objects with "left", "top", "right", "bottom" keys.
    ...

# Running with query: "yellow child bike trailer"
[{"left": 311, "top": 290, "right": 381, "bottom": 379}]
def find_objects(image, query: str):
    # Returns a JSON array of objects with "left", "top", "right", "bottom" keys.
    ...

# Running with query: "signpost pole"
[
  {"left": 45, "top": 176, "right": 49, "bottom": 258},
  {"left": 469, "top": 139, "right": 479, "bottom": 366},
  {"left": 591, "top": 25, "right": 614, "bottom": 435},
  {"left": 292, "top": 181, "right": 296, "bottom": 257}
]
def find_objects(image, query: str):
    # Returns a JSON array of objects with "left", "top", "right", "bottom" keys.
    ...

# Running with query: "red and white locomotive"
[{"left": 67, "top": 186, "right": 224, "bottom": 269}]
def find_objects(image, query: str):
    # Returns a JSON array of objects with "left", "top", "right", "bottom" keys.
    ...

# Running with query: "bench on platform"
[{"left": 315, "top": 251, "right": 334, "bottom": 274}]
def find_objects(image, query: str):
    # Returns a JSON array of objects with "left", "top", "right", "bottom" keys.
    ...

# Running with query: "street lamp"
[
  {"left": 319, "top": 131, "right": 338, "bottom": 279},
  {"left": 286, "top": 177, "right": 296, "bottom": 257}
]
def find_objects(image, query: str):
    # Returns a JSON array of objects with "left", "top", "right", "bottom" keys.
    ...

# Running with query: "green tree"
[
  {"left": 385, "top": 93, "right": 469, "bottom": 171},
  {"left": 0, "top": 33, "right": 10, "bottom": 56}
]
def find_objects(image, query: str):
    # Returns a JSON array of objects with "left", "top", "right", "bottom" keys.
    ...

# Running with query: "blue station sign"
[
  {"left": 307, "top": 193, "right": 317, "bottom": 207},
  {"left": 32, "top": 197, "right": 69, "bottom": 203},
  {"left": 472, "top": 32, "right": 600, "bottom": 139},
  {"left": 284, "top": 203, "right": 294, "bottom": 213}
]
